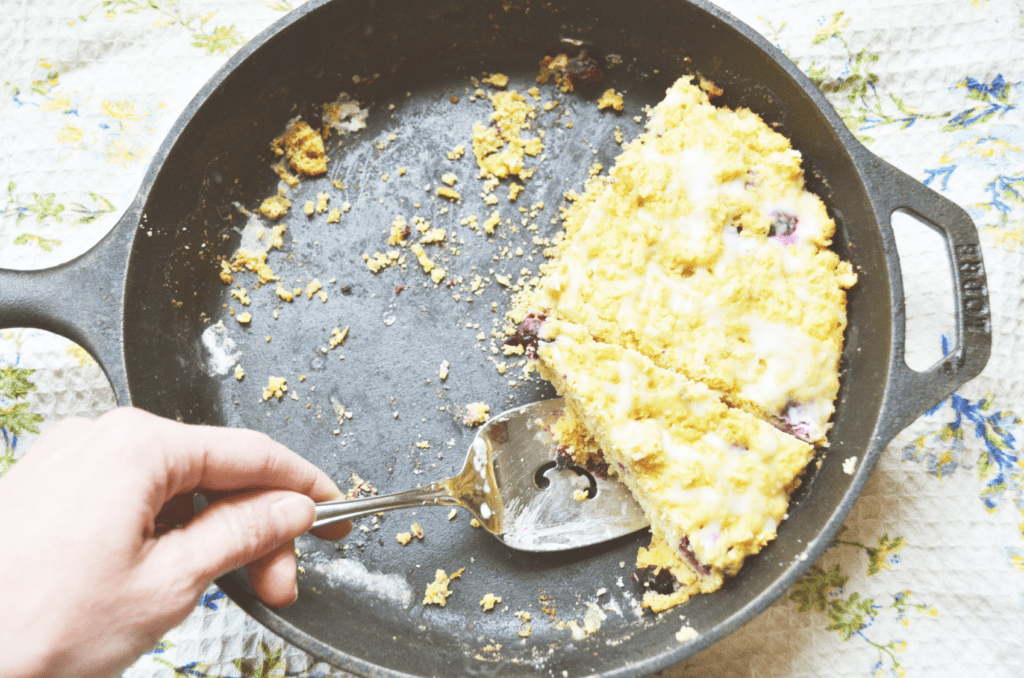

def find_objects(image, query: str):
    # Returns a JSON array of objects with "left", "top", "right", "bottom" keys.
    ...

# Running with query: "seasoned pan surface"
[{"left": 0, "top": 1, "right": 990, "bottom": 677}]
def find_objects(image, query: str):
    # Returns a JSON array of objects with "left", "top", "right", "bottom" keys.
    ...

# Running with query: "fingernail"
[{"left": 273, "top": 494, "right": 314, "bottom": 537}]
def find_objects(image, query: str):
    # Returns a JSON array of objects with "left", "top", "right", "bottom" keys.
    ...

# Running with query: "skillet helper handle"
[
  {"left": 0, "top": 208, "right": 137, "bottom": 406},
  {"left": 865, "top": 154, "right": 992, "bottom": 443},
  {"left": 311, "top": 483, "right": 460, "bottom": 530}
]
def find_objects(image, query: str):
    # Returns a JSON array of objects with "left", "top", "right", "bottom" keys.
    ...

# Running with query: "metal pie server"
[{"left": 310, "top": 398, "right": 649, "bottom": 551}]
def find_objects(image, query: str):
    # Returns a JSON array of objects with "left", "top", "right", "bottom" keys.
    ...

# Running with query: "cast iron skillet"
[{"left": 0, "top": 1, "right": 992, "bottom": 676}]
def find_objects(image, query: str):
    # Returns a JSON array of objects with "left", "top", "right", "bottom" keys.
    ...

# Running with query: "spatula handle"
[{"left": 311, "top": 482, "right": 460, "bottom": 529}]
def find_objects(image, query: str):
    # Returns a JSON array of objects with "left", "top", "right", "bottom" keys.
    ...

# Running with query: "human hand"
[{"left": 0, "top": 407, "right": 350, "bottom": 678}]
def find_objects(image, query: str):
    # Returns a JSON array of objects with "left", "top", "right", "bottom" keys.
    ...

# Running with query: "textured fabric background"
[{"left": 2, "top": 1, "right": 1023, "bottom": 676}]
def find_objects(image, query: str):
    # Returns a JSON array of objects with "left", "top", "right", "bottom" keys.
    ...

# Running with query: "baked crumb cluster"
[{"left": 514, "top": 76, "right": 856, "bottom": 611}]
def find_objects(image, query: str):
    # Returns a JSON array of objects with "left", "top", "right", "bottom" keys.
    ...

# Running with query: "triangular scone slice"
[
  {"left": 535, "top": 319, "right": 814, "bottom": 577},
  {"left": 524, "top": 76, "right": 856, "bottom": 444}
]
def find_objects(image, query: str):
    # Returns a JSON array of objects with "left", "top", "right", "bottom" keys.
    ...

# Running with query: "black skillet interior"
[{"left": 120, "top": 1, "right": 891, "bottom": 676}]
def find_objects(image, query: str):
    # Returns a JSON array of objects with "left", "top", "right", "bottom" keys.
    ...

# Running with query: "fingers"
[
  {"left": 152, "top": 489, "right": 315, "bottom": 591},
  {"left": 246, "top": 542, "right": 299, "bottom": 607},
  {"left": 311, "top": 518, "right": 352, "bottom": 541},
  {"left": 94, "top": 408, "right": 344, "bottom": 504}
]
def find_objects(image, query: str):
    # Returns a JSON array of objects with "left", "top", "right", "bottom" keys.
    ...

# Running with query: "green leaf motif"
[
  {"left": 191, "top": 24, "right": 245, "bottom": 56},
  {"left": 78, "top": 1, "right": 246, "bottom": 55},
  {"left": 0, "top": 366, "right": 37, "bottom": 400},
  {"left": 1, "top": 402, "right": 44, "bottom": 437},
  {"left": 234, "top": 640, "right": 285, "bottom": 678},
  {"left": 867, "top": 534, "right": 906, "bottom": 577},
  {"left": 826, "top": 592, "right": 877, "bottom": 641},
  {"left": 13, "top": 234, "right": 63, "bottom": 252},
  {"left": 789, "top": 563, "right": 848, "bottom": 613}
]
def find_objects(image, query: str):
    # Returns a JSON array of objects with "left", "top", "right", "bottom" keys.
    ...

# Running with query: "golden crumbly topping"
[
  {"left": 537, "top": 320, "right": 813, "bottom": 576},
  {"left": 525, "top": 76, "right": 855, "bottom": 444}
]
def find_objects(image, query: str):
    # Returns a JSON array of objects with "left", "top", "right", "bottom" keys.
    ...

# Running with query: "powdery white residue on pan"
[
  {"left": 314, "top": 558, "right": 413, "bottom": 608},
  {"left": 322, "top": 92, "right": 369, "bottom": 135},
  {"left": 201, "top": 320, "right": 240, "bottom": 376},
  {"left": 233, "top": 211, "right": 276, "bottom": 254}
]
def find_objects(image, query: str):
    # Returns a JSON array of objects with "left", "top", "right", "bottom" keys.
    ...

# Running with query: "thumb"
[{"left": 155, "top": 490, "right": 315, "bottom": 590}]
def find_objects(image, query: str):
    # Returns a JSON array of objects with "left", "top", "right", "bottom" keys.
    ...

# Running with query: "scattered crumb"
[
  {"left": 448, "top": 509, "right": 458, "bottom": 520},
  {"left": 675, "top": 624, "right": 699, "bottom": 642},
  {"left": 572, "top": 488, "right": 587, "bottom": 502},
  {"left": 441, "top": 173, "right": 458, "bottom": 186},
  {"left": 271, "top": 119, "right": 327, "bottom": 176},
  {"left": 843, "top": 456, "right": 858, "bottom": 475},
  {"left": 597, "top": 88, "right": 625, "bottom": 111},
  {"left": 448, "top": 144, "right": 466, "bottom": 160},
  {"left": 463, "top": 402, "right": 490, "bottom": 426},
  {"left": 304, "top": 200, "right": 315, "bottom": 216},
  {"left": 237, "top": 312, "right": 252, "bottom": 324},
  {"left": 231, "top": 288, "right": 251, "bottom": 306},
  {"left": 259, "top": 194, "right": 291, "bottom": 220},
  {"left": 423, "top": 568, "right": 464, "bottom": 607},
  {"left": 439, "top": 360, "right": 450, "bottom": 380},
  {"left": 470, "top": 518, "right": 482, "bottom": 528},
  {"left": 234, "top": 364, "right": 245, "bottom": 381},
  {"left": 275, "top": 284, "right": 294, "bottom": 302},
  {"left": 482, "top": 73, "right": 509, "bottom": 88},
  {"left": 479, "top": 594, "right": 502, "bottom": 611},
  {"left": 316, "top": 191, "right": 329, "bottom": 213},
  {"left": 437, "top": 186, "right": 460, "bottom": 201},
  {"left": 262, "top": 376, "right": 287, "bottom": 401},
  {"left": 329, "top": 326, "right": 349, "bottom": 349},
  {"left": 305, "top": 278, "right": 322, "bottom": 299},
  {"left": 397, "top": 532, "right": 412, "bottom": 545},
  {"left": 411, "top": 522, "right": 424, "bottom": 539}
]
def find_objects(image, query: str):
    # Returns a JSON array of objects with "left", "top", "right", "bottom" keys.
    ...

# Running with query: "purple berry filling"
[
  {"left": 679, "top": 536, "right": 712, "bottom": 577},
  {"left": 631, "top": 565, "right": 680, "bottom": 595},
  {"left": 564, "top": 51, "right": 604, "bottom": 88},
  {"left": 504, "top": 312, "right": 547, "bottom": 359}
]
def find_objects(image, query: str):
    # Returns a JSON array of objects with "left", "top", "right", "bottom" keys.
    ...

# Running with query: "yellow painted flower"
[
  {"left": 57, "top": 123, "right": 84, "bottom": 145},
  {"left": 40, "top": 92, "right": 72, "bottom": 113},
  {"left": 65, "top": 344, "right": 97, "bottom": 367},
  {"left": 894, "top": 640, "right": 908, "bottom": 653},
  {"left": 103, "top": 138, "right": 149, "bottom": 168},
  {"left": 101, "top": 100, "right": 143, "bottom": 123},
  {"left": 983, "top": 223, "right": 1024, "bottom": 251}
]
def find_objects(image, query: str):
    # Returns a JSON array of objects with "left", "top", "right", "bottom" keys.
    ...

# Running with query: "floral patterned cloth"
[{"left": 2, "top": 1, "right": 1023, "bottom": 676}]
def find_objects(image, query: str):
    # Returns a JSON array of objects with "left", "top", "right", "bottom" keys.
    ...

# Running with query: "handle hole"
[
  {"left": 534, "top": 461, "right": 598, "bottom": 498},
  {"left": 892, "top": 209, "right": 957, "bottom": 371}
]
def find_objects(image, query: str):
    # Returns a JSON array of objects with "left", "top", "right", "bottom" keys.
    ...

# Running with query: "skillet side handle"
[
  {"left": 0, "top": 209, "right": 138, "bottom": 406},
  {"left": 864, "top": 154, "right": 992, "bottom": 443}
]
